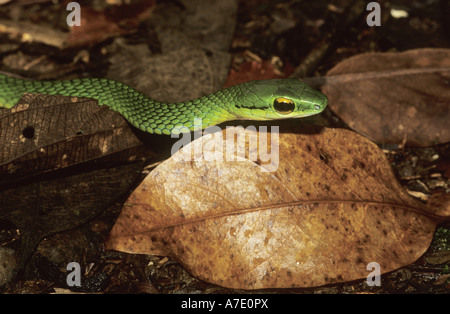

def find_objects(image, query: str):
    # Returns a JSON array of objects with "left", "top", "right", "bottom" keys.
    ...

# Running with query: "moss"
[{"left": 431, "top": 226, "right": 450, "bottom": 252}]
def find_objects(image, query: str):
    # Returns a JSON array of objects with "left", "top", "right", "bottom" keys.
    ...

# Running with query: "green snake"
[{"left": 0, "top": 73, "right": 327, "bottom": 135}]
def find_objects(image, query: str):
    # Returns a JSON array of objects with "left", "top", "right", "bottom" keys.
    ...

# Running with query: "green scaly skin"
[{"left": 0, "top": 73, "right": 327, "bottom": 135}]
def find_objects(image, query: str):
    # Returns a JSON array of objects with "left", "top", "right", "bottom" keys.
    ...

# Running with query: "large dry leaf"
[
  {"left": 0, "top": 93, "right": 152, "bottom": 271},
  {"left": 322, "top": 48, "right": 450, "bottom": 146},
  {"left": 107, "top": 126, "right": 448, "bottom": 289}
]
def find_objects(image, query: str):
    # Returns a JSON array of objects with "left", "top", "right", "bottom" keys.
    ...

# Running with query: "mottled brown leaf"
[
  {"left": 107, "top": 126, "right": 447, "bottom": 289},
  {"left": 323, "top": 48, "right": 450, "bottom": 146}
]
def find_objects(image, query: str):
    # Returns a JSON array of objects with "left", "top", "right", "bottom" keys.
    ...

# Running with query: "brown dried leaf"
[
  {"left": 0, "top": 93, "right": 152, "bottom": 186},
  {"left": 0, "top": 162, "right": 143, "bottom": 271},
  {"left": 0, "top": 93, "right": 153, "bottom": 270},
  {"left": 323, "top": 48, "right": 450, "bottom": 146},
  {"left": 107, "top": 126, "right": 446, "bottom": 289},
  {"left": 66, "top": 1, "right": 155, "bottom": 48}
]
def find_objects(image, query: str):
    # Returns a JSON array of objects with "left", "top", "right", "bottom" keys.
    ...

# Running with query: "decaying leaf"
[
  {"left": 0, "top": 93, "right": 154, "bottom": 272},
  {"left": 323, "top": 48, "right": 450, "bottom": 146},
  {"left": 67, "top": 1, "right": 155, "bottom": 48},
  {"left": 0, "top": 93, "right": 153, "bottom": 186},
  {"left": 0, "top": 162, "right": 143, "bottom": 271},
  {"left": 107, "top": 126, "right": 448, "bottom": 289}
]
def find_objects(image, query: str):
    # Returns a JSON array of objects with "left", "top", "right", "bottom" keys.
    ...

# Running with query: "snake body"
[{"left": 0, "top": 73, "right": 327, "bottom": 135}]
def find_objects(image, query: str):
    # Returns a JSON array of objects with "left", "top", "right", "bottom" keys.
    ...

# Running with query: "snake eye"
[{"left": 273, "top": 97, "right": 295, "bottom": 115}]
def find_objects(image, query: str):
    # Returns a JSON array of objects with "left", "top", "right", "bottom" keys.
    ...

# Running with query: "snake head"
[{"left": 230, "top": 78, "right": 327, "bottom": 120}]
